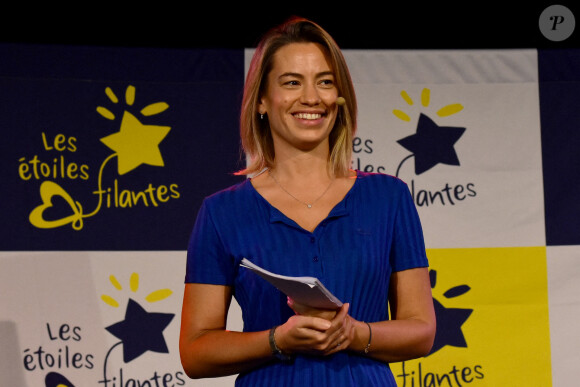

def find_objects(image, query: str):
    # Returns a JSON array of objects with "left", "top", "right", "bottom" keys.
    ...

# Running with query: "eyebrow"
[{"left": 278, "top": 71, "right": 335, "bottom": 80}]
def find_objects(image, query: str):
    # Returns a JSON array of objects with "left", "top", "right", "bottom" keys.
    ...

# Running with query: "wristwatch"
[{"left": 269, "top": 326, "right": 294, "bottom": 361}]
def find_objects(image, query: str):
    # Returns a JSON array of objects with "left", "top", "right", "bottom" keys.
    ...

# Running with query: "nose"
[{"left": 300, "top": 83, "right": 321, "bottom": 106}]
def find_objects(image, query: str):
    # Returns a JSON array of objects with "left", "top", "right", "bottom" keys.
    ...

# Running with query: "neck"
[
  {"left": 271, "top": 145, "right": 332, "bottom": 182},
  {"left": 271, "top": 156, "right": 331, "bottom": 182}
]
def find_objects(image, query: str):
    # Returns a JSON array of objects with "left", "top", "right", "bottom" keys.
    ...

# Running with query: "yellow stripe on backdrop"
[{"left": 391, "top": 247, "right": 551, "bottom": 387}]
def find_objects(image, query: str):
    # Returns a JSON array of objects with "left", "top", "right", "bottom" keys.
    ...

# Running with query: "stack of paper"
[{"left": 240, "top": 258, "right": 343, "bottom": 309}]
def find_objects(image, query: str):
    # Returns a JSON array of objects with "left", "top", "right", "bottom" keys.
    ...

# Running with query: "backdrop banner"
[
  {"left": 0, "top": 44, "right": 245, "bottom": 251},
  {"left": 1, "top": 44, "right": 578, "bottom": 386},
  {"left": 343, "top": 48, "right": 552, "bottom": 387}
]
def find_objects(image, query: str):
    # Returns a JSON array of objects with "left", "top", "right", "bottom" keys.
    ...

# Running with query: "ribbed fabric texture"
[{"left": 185, "top": 171, "right": 428, "bottom": 386}]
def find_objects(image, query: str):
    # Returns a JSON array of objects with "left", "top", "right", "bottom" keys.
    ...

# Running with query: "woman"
[{"left": 180, "top": 17, "right": 436, "bottom": 386}]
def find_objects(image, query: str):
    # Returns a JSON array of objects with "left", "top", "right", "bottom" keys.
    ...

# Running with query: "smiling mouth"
[{"left": 293, "top": 112, "right": 323, "bottom": 120}]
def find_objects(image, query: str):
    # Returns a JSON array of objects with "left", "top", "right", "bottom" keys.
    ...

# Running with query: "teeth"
[{"left": 294, "top": 113, "right": 322, "bottom": 120}]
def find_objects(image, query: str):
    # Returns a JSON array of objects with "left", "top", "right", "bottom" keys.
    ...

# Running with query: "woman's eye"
[{"left": 320, "top": 79, "right": 334, "bottom": 87}]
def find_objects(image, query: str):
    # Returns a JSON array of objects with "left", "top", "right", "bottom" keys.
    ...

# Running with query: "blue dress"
[{"left": 185, "top": 171, "right": 428, "bottom": 386}]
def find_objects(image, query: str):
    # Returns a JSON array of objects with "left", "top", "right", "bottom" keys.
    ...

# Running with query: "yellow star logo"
[{"left": 100, "top": 111, "right": 171, "bottom": 175}]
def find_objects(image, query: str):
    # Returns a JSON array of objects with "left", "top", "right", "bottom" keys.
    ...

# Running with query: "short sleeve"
[
  {"left": 184, "top": 199, "right": 235, "bottom": 285},
  {"left": 389, "top": 182, "right": 428, "bottom": 272}
]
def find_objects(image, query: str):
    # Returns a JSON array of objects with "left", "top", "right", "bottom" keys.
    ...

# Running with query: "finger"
[
  {"left": 326, "top": 316, "right": 355, "bottom": 353},
  {"left": 323, "top": 335, "right": 346, "bottom": 355},
  {"left": 325, "top": 303, "right": 350, "bottom": 335},
  {"left": 333, "top": 303, "right": 350, "bottom": 320},
  {"left": 294, "top": 315, "right": 332, "bottom": 333},
  {"left": 287, "top": 297, "right": 301, "bottom": 315},
  {"left": 289, "top": 297, "right": 339, "bottom": 320},
  {"left": 325, "top": 328, "right": 348, "bottom": 353},
  {"left": 277, "top": 316, "right": 330, "bottom": 354}
]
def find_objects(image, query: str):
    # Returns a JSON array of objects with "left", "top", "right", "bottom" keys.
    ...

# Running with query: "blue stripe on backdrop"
[
  {"left": 539, "top": 49, "right": 580, "bottom": 246},
  {"left": 0, "top": 44, "right": 245, "bottom": 250}
]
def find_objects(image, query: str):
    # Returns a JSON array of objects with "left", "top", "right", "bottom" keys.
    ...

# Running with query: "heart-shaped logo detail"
[
  {"left": 29, "top": 181, "right": 84, "bottom": 230},
  {"left": 45, "top": 371, "right": 76, "bottom": 387}
]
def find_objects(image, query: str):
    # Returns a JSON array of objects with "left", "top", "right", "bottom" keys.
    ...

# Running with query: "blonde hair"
[{"left": 236, "top": 17, "right": 357, "bottom": 177}]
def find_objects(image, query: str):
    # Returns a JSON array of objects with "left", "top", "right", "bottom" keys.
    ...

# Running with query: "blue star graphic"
[
  {"left": 105, "top": 298, "right": 174, "bottom": 363},
  {"left": 429, "top": 298, "right": 473, "bottom": 355},
  {"left": 427, "top": 269, "right": 473, "bottom": 356},
  {"left": 397, "top": 113, "right": 466, "bottom": 175}
]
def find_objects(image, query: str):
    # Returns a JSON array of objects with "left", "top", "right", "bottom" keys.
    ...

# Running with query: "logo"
[
  {"left": 428, "top": 269, "right": 472, "bottom": 355},
  {"left": 539, "top": 5, "right": 576, "bottom": 42},
  {"left": 394, "top": 247, "right": 553, "bottom": 386},
  {"left": 393, "top": 88, "right": 475, "bottom": 207},
  {"left": 352, "top": 87, "right": 476, "bottom": 207},
  {"left": 38, "top": 271, "right": 183, "bottom": 387},
  {"left": 45, "top": 372, "right": 76, "bottom": 387},
  {"left": 97, "top": 272, "right": 183, "bottom": 386},
  {"left": 20, "top": 85, "right": 179, "bottom": 231},
  {"left": 396, "top": 267, "right": 481, "bottom": 387},
  {"left": 393, "top": 88, "right": 465, "bottom": 176}
]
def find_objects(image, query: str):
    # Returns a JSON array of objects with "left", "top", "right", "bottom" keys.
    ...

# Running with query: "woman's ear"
[{"left": 257, "top": 99, "right": 266, "bottom": 116}]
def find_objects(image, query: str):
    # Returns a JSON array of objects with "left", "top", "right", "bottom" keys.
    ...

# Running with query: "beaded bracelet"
[{"left": 364, "top": 322, "right": 372, "bottom": 354}]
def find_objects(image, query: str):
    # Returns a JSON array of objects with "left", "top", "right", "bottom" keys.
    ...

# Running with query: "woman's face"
[{"left": 258, "top": 42, "right": 340, "bottom": 154}]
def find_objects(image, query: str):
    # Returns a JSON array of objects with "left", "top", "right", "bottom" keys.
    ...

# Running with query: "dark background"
[
  {"left": 3, "top": 2, "right": 579, "bottom": 49},
  {"left": 2, "top": 2, "right": 579, "bottom": 249}
]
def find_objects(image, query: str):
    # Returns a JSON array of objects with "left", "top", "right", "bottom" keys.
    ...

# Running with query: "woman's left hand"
[
  {"left": 322, "top": 303, "right": 357, "bottom": 355},
  {"left": 287, "top": 297, "right": 338, "bottom": 320},
  {"left": 287, "top": 299, "right": 357, "bottom": 355}
]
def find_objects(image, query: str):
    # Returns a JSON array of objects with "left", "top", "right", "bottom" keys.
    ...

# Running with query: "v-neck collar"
[{"left": 247, "top": 170, "right": 360, "bottom": 233}]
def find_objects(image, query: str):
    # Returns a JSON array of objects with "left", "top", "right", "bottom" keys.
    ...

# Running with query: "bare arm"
[
  {"left": 347, "top": 267, "right": 436, "bottom": 362},
  {"left": 179, "top": 283, "right": 343, "bottom": 379},
  {"left": 179, "top": 283, "right": 272, "bottom": 379}
]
